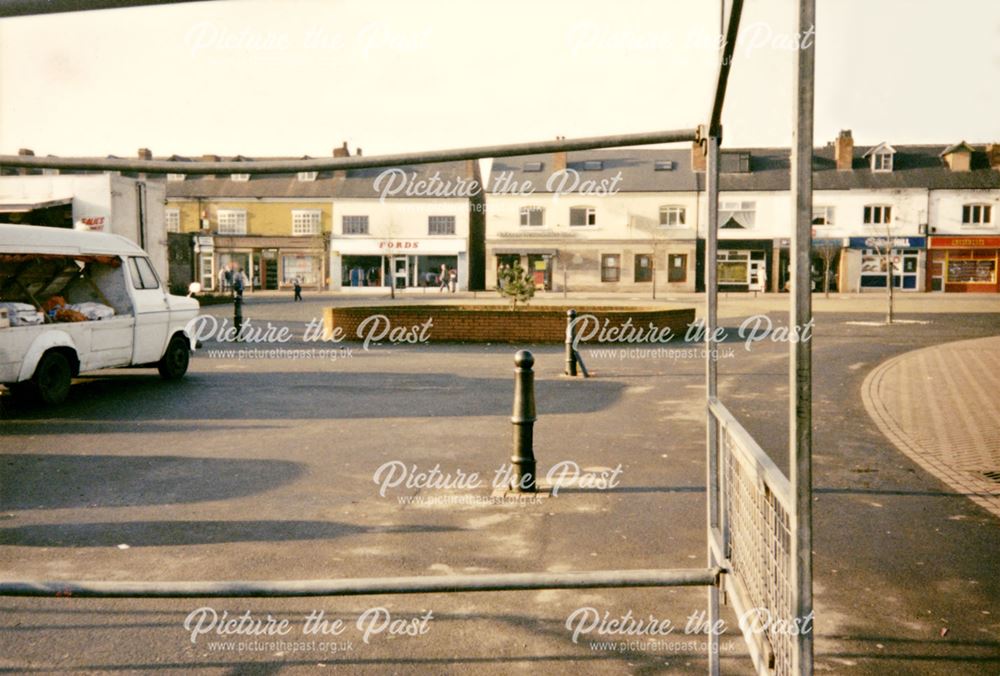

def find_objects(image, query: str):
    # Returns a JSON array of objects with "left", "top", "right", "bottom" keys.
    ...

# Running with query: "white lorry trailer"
[{"left": 0, "top": 223, "right": 199, "bottom": 405}]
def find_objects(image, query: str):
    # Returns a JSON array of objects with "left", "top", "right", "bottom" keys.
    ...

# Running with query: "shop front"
[
  {"left": 716, "top": 239, "right": 773, "bottom": 292},
  {"left": 845, "top": 236, "right": 925, "bottom": 292},
  {"left": 927, "top": 236, "right": 1000, "bottom": 293},
  {"left": 212, "top": 235, "right": 327, "bottom": 291},
  {"left": 492, "top": 247, "right": 557, "bottom": 291},
  {"left": 331, "top": 237, "right": 468, "bottom": 291}
]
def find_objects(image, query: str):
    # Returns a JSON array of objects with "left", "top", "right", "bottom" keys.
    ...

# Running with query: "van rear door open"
[{"left": 127, "top": 256, "right": 169, "bottom": 364}]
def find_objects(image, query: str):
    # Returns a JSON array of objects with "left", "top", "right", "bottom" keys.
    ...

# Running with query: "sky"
[{"left": 0, "top": 0, "right": 998, "bottom": 159}]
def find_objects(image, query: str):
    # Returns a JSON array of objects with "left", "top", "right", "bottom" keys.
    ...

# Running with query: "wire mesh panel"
[{"left": 710, "top": 398, "right": 795, "bottom": 675}]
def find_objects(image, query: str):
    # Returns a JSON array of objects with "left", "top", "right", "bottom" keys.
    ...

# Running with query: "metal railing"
[{"left": 709, "top": 398, "right": 795, "bottom": 675}]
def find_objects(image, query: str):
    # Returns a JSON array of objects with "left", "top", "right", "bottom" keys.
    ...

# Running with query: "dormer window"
[
  {"left": 523, "top": 161, "right": 543, "bottom": 172},
  {"left": 654, "top": 160, "right": 675, "bottom": 171},
  {"left": 582, "top": 160, "right": 603, "bottom": 171},
  {"left": 167, "top": 173, "right": 186, "bottom": 182},
  {"left": 231, "top": 173, "right": 250, "bottom": 182},
  {"left": 864, "top": 142, "right": 896, "bottom": 173},
  {"left": 297, "top": 171, "right": 318, "bottom": 182}
]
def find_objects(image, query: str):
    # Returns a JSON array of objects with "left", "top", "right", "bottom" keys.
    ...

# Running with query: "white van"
[{"left": 0, "top": 223, "right": 200, "bottom": 404}]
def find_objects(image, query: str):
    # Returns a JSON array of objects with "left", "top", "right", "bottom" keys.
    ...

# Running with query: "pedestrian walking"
[
  {"left": 439, "top": 263, "right": 449, "bottom": 292},
  {"left": 232, "top": 268, "right": 246, "bottom": 298},
  {"left": 293, "top": 278, "right": 302, "bottom": 302}
]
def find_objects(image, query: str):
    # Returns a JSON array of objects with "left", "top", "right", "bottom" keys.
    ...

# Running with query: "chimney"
[
  {"left": 690, "top": 141, "right": 705, "bottom": 172},
  {"left": 17, "top": 148, "right": 34, "bottom": 175},
  {"left": 355, "top": 147, "right": 362, "bottom": 156},
  {"left": 987, "top": 144, "right": 1000, "bottom": 171},
  {"left": 137, "top": 148, "right": 152, "bottom": 160},
  {"left": 551, "top": 136, "right": 567, "bottom": 173},
  {"left": 835, "top": 130, "right": 853, "bottom": 171},
  {"left": 333, "top": 142, "right": 350, "bottom": 158}
]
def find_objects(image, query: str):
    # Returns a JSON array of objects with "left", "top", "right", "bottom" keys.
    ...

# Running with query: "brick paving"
[{"left": 863, "top": 335, "right": 1000, "bottom": 519}]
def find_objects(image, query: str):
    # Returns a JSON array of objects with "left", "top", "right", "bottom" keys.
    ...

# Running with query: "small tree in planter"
[{"left": 497, "top": 261, "right": 535, "bottom": 308}]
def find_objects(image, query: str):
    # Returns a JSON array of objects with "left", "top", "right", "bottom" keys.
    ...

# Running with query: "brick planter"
[{"left": 323, "top": 305, "right": 696, "bottom": 344}]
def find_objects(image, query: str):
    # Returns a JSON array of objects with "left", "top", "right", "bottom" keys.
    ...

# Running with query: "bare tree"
[
  {"left": 866, "top": 222, "right": 898, "bottom": 324},
  {"left": 812, "top": 240, "right": 840, "bottom": 299}
]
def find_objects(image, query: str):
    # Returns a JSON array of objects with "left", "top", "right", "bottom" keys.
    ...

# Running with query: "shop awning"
[
  {"left": 492, "top": 247, "right": 558, "bottom": 256},
  {"left": 0, "top": 196, "right": 73, "bottom": 213}
]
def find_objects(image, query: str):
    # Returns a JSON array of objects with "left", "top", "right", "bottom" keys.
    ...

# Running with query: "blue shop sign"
[{"left": 848, "top": 236, "right": 926, "bottom": 249}]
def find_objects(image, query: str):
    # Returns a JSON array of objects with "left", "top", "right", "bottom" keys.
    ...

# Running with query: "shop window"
[
  {"left": 292, "top": 210, "right": 322, "bottom": 236},
  {"left": 165, "top": 208, "right": 181, "bottom": 233},
  {"left": 519, "top": 206, "right": 544, "bottom": 227},
  {"left": 601, "top": 254, "right": 620, "bottom": 282},
  {"left": 634, "top": 254, "right": 653, "bottom": 282},
  {"left": 962, "top": 204, "right": 992, "bottom": 226},
  {"left": 570, "top": 206, "right": 596, "bottom": 227},
  {"left": 668, "top": 254, "right": 688, "bottom": 282},
  {"left": 659, "top": 206, "right": 686, "bottom": 227},
  {"left": 863, "top": 205, "right": 891, "bottom": 225},
  {"left": 283, "top": 254, "right": 320, "bottom": 286},
  {"left": 811, "top": 206, "right": 834, "bottom": 226},
  {"left": 946, "top": 250, "right": 997, "bottom": 284},
  {"left": 717, "top": 250, "right": 749, "bottom": 284},
  {"left": 428, "top": 215, "right": 456, "bottom": 235},
  {"left": 343, "top": 215, "right": 369, "bottom": 235},
  {"left": 217, "top": 209, "right": 247, "bottom": 235}
]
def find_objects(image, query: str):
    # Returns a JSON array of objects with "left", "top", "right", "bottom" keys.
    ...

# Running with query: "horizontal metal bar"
[
  {"left": 0, "top": 0, "right": 207, "bottom": 19},
  {"left": 0, "top": 567, "right": 721, "bottom": 598},
  {"left": 0, "top": 128, "right": 699, "bottom": 175},
  {"left": 708, "top": 397, "right": 793, "bottom": 512}
]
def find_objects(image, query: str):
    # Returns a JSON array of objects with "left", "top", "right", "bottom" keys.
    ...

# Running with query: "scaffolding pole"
[
  {"left": 789, "top": 0, "right": 816, "bottom": 674},
  {"left": 0, "top": 568, "right": 721, "bottom": 598}
]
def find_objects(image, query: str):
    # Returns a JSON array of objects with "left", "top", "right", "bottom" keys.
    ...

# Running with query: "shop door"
[
  {"left": 264, "top": 258, "right": 278, "bottom": 289},
  {"left": 749, "top": 261, "right": 765, "bottom": 292},
  {"left": 394, "top": 257, "right": 409, "bottom": 289}
]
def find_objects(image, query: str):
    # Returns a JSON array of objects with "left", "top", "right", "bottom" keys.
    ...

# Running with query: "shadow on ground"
[{"left": 0, "top": 454, "right": 305, "bottom": 510}]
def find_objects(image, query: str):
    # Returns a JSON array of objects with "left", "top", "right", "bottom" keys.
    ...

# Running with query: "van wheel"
[
  {"left": 33, "top": 351, "right": 72, "bottom": 405},
  {"left": 158, "top": 335, "right": 190, "bottom": 380}
]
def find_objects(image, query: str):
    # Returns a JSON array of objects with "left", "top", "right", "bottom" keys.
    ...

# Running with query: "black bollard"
[
  {"left": 565, "top": 309, "right": 578, "bottom": 376},
  {"left": 511, "top": 350, "right": 537, "bottom": 493},
  {"left": 233, "top": 294, "right": 243, "bottom": 340}
]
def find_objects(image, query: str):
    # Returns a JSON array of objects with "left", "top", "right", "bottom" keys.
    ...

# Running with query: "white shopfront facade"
[{"left": 331, "top": 237, "right": 468, "bottom": 290}]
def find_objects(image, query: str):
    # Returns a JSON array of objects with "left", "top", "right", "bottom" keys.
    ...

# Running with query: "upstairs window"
[
  {"left": 292, "top": 210, "right": 322, "bottom": 236},
  {"left": 659, "top": 206, "right": 686, "bottom": 227},
  {"left": 582, "top": 160, "right": 603, "bottom": 171},
  {"left": 863, "top": 205, "right": 892, "bottom": 225},
  {"left": 428, "top": 215, "right": 456, "bottom": 235},
  {"left": 962, "top": 204, "right": 992, "bottom": 225},
  {"left": 719, "top": 201, "right": 756, "bottom": 229},
  {"left": 654, "top": 160, "right": 675, "bottom": 171},
  {"left": 165, "top": 208, "right": 181, "bottom": 233},
  {"left": 812, "top": 206, "right": 835, "bottom": 226},
  {"left": 569, "top": 206, "right": 596, "bottom": 227},
  {"left": 342, "top": 215, "right": 369, "bottom": 235},
  {"left": 217, "top": 209, "right": 247, "bottom": 235},
  {"left": 519, "top": 206, "right": 544, "bottom": 227},
  {"left": 872, "top": 152, "right": 893, "bottom": 172},
  {"left": 523, "top": 161, "right": 543, "bottom": 172}
]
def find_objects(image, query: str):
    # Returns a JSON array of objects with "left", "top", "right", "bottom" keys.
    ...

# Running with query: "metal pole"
[
  {"left": 0, "top": 567, "right": 721, "bottom": 598},
  {"left": 790, "top": 0, "right": 816, "bottom": 673},
  {"left": 511, "top": 350, "right": 537, "bottom": 492},
  {"left": 565, "top": 310, "right": 578, "bottom": 376},
  {"left": 704, "top": 131, "right": 721, "bottom": 676},
  {"left": 0, "top": 128, "right": 700, "bottom": 175}
]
